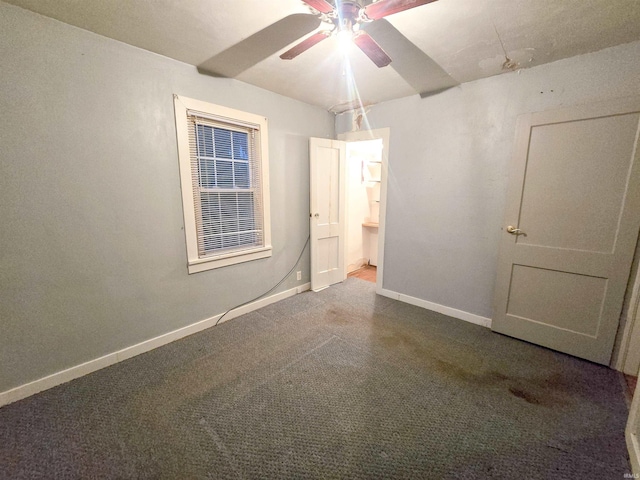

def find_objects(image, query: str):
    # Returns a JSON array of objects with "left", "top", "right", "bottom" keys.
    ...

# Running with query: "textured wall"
[
  {"left": 0, "top": 3, "right": 334, "bottom": 392},
  {"left": 337, "top": 40, "right": 640, "bottom": 320}
]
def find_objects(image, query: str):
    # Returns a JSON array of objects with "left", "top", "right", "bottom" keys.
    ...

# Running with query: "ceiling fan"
[
  {"left": 197, "top": 0, "right": 458, "bottom": 101},
  {"left": 281, "top": 0, "right": 438, "bottom": 68}
]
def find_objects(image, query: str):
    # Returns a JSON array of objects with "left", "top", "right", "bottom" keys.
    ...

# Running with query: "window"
[{"left": 173, "top": 95, "right": 271, "bottom": 273}]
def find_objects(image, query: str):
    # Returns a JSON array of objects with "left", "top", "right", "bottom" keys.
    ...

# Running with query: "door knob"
[
  {"left": 506, "top": 225, "right": 526, "bottom": 235},
  {"left": 314, "top": 213, "right": 320, "bottom": 218}
]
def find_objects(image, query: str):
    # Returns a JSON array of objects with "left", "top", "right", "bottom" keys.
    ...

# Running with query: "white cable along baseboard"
[
  {"left": 0, "top": 283, "right": 311, "bottom": 408},
  {"left": 377, "top": 288, "right": 493, "bottom": 328}
]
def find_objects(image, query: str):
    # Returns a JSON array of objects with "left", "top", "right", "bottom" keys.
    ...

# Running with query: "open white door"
[
  {"left": 492, "top": 96, "right": 640, "bottom": 365},
  {"left": 310, "top": 138, "right": 346, "bottom": 292}
]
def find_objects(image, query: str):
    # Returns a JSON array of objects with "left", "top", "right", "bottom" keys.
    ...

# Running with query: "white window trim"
[{"left": 173, "top": 94, "right": 272, "bottom": 273}]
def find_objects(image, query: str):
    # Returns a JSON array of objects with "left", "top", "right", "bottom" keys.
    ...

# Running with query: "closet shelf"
[{"left": 362, "top": 222, "right": 379, "bottom": 228}]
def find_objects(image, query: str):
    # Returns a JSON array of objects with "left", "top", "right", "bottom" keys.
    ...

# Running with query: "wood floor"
[{"left": 347, "top": 265, "right": 376, "bottom": 283}]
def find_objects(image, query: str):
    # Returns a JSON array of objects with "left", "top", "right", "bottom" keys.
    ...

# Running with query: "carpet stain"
[
  {"left": 378, "top": 331, "right": 433, "bottom": 359},
  {"left": 435, "top": 358, "right": 565, "bottom": 407},
  {"left": 378, "top": 331, "right": 506, "bottom": 386},
  {"left": 326, "top": 308, "right": 351, "bottom": 325},
  {"left": 376, "top": 329, "right": 569, "bottom": 408},
  {"left": 509, "top": 387, "right": 541, "bottom": 405},
  {"left": 434, "top": 358, "right": 510, "bottom": 385}
]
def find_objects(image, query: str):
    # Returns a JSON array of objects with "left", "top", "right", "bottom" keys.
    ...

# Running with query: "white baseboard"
[
  {"left": 0, "top": 282, "right": 311, "bottom": 408},
  {"left": 627, "top": 430, "right": 640, "bottom": 477},
  {"left": 346, "top": 258, "right": 368, "bottom": 274},
  {"left": 378, "top": 288, "right": 492, "bottom": 328}
]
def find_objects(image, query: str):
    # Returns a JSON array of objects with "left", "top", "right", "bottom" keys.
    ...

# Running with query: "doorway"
[
  {"left": 339, "top": 128, "right": 390, "bottom": 293},
  {"left": 308, "top": 129, "right": 390, "bottom": 292},
  {"left": 344, "top": 138, "right": 383, "bottom": 284}
]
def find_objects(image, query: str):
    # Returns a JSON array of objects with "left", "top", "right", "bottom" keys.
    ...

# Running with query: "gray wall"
[
  {"left": 0, "top": 3, "right": 334, "bottom": 392},
  {"left": 337, "top": 40, "right": 640, "bottom": 319}
]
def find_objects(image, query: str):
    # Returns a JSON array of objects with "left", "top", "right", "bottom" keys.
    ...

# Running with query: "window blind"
[{"left": 187, "top": 113, "right": 264, "bottom": 258}]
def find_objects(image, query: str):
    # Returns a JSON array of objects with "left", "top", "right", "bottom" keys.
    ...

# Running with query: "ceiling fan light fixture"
[
  {"left": 336, "top": 28, "right": 354, "bottom": 53},
  {"left": 282, "top": 0, "right": 440, "bottom": 67}
]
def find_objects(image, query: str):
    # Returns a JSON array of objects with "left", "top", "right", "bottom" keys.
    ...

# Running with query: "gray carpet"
[{"left": 0, "top": 278, "right": 631, "bottom": 479}]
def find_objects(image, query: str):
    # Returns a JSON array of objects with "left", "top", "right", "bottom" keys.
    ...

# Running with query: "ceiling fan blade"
[
  {"left": 362, "top": 19, "right": 458, "bottom": 94},
  {"left": 363, "top": 0, "right": 438, "bottom": 20},
  {"left": 280, "top": 31, "right": 331, "bottom": 60},
  {"left": 300, "top": 0, "right": 335, "bottom": 14},
  {"left": 352, "top": 31, "right": 392, "bottom": 68},
  {"left": 198, "top": 14, "right": 321, "bottom": 77}
]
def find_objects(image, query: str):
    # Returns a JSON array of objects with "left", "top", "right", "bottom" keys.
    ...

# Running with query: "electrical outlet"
[{"left": 296, "top": 271, "right": 302, "bottom": 281}]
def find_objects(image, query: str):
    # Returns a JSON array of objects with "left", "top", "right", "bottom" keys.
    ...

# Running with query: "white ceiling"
[{"left": 5, "top": 0, "right": 640, "bottom": 112}]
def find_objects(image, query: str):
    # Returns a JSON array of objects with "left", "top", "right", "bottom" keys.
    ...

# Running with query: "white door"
[
  {"left": 310, "top": 138, "right": 346, "bottom": 292},
  {"left": 492, "top": 97, "right": 640, "bottom": 365}
]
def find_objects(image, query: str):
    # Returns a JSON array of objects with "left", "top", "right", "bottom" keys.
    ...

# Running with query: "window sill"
[{"left": 188, "top": 246, "right": 272, "bottom": 274}]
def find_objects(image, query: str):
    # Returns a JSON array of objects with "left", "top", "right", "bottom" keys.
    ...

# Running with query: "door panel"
[
  {"left": 310, "top": 138, "right": 346, "bottom": 291},
  {"left": 317, "top": 237, "right": 339, "bottom": 272},
  {"left": 493, "top": 97, "right": 640, "bottom": 364},
  {"left": 507, "top": 266, "right": 606, "bottom": 336},
  {"left": 517, "top": 114, "right": 639, "bottom": 253}
]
